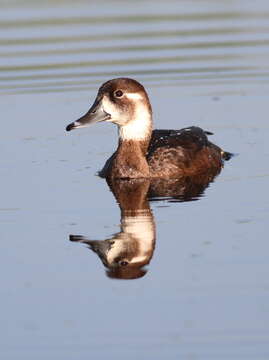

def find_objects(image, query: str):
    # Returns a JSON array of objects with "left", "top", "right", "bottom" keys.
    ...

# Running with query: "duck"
[{"left": 66, "top": 77, "right": 231, "bottom": 179}]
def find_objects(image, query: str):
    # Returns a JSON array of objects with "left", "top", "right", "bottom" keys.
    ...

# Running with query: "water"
[{"left": 1, "top": 0, "right": 269, "bottom": 359}]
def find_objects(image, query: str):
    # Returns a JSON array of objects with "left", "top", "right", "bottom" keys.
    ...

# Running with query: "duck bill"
[{"left": 66, "top": 99, "right": 111, "bottom": 131}]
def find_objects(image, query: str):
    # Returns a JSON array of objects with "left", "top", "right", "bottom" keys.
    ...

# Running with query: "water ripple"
[{"left": 1, "top": 1, "right": 269, "bottom": 95}]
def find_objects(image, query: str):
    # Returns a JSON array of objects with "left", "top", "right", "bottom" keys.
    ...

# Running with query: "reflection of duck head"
[
  {"left": 70, "top": 169, "right": 220, "bottom": 279},
  {"left": 71, "top": 179, "right": 155, "bottom": 280}
]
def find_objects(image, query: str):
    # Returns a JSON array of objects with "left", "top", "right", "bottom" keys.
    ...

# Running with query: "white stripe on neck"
[{"left": 119, "top": 105, "right": 152, "bottom": 141}]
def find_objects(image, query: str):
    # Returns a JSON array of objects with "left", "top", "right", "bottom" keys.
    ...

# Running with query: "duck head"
[{"left": 66, "top": 78, "right": 153, "bottom": 141}]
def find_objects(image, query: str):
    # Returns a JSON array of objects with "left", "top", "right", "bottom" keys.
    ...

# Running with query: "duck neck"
[
  {"left": 118, "top": 110, "right": 153, "bottom": 145},
  {"left": 110, "top": 104, "right": 153, "bottom": 178},
  {"left": 112, "top": 138, "right": 150, "bottom": 178}
]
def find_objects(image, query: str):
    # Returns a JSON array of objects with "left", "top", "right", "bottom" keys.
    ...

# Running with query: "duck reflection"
[
  {"left": 70, "top": 179, "right": 154, "bottom": 279},
  {"left": 70, "top": 169, "right": 220, "bottom": 280}
]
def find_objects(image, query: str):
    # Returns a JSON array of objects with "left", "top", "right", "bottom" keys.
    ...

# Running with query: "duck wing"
[{"left": 147, "top": 126, "right": 215, "bottom": 158}]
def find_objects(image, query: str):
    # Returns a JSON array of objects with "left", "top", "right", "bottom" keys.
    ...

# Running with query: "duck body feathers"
[
  {"left": 100, "top": 126, "right": 229, "bottom": 179},
  {"left": 148, "top": 126, "right": 213, "bottom": 157},
  {"left": 147, "top": 126, "right": 224, "bottom": 178}
]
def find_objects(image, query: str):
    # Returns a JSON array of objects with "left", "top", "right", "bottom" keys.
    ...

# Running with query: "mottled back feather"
[{"left": 147, "top": 126, "right": 213, "bottom": 158}]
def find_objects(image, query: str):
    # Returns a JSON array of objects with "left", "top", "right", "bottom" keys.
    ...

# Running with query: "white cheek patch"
[
  {"left": 101, "top": 95, "right": 130, "bottom": 125},
  {"left": 101, "top": 96, "right": 118, "bottom": 117},
  {"left": 100, "top": 93, "right": 152, "bottom": 140},
  {"left": 106, "top": 239, "right": 126, "bottom": 265}
]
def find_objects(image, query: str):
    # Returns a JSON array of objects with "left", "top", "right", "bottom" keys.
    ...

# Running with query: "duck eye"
[{"left": 114, "top": 90, "right": 123, "bottom": 98}]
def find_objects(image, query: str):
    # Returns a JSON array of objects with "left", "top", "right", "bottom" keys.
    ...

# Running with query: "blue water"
[{"left": 1, "top": 1, "right": 269, "bottom": 359}]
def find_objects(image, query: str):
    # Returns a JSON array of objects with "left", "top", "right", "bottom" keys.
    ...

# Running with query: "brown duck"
[{"left": 66, "top": 78, "right": 231, "bottom": 179}]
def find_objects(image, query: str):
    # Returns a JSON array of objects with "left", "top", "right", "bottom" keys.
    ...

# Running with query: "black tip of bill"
[{"left": 66, "top": 122, "right": 75, "bottom": 131}]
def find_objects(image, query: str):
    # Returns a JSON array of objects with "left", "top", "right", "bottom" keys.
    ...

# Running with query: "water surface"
[{"left": 1, "top": 0, "right": 269, "bottom": 359}]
